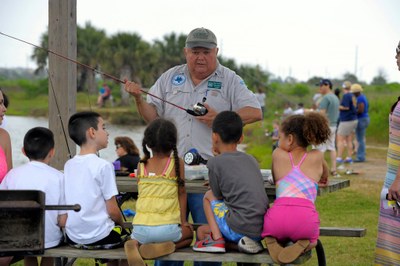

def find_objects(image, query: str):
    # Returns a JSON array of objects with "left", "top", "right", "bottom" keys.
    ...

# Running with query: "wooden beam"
[{"left": 48, "top": 0, "right": 77, "bottom": 169}]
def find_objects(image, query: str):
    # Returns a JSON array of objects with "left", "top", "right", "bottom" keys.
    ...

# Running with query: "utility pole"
[
  {"left": 48, "top": 0, "right": 77, "bottom": 169},
  {"left": 354, "top": 45, "right": 358, "bottom": 77}
]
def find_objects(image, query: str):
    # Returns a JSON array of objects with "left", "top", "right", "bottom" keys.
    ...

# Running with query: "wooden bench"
[{"left": 30, "top": 227, "right": 366, "bottom": 266}]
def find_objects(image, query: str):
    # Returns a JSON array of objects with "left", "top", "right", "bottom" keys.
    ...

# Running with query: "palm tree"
[
  {"left": 31, "top": 32, "right": 48, "bottom": 75},
  {"left": 152, "top": 32, "right": 187, "bottom": 77},
  {"left": 77, "top": 22, "right": 106, "bottom": 92},
  {"left": 98, "top": 32, "right": 154, "bottom": 105}
]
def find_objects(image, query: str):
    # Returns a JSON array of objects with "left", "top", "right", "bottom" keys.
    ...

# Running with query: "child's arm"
[
  {"left": 106, "top": 196, "right": 124, "bottom": 227},
  {"left": 177, "top": 159, "right": 192, "bottom": 229},
  {"left": 319, "top": 158, "right": 329, "bottom": 186},
  {"left": 57, "top": 213, "right": 67, "bottom": 228}
]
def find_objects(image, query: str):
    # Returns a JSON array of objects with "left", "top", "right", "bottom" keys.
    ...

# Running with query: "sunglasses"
[{"left": 115, "top": 144, "right": 122, "bottom": 149}]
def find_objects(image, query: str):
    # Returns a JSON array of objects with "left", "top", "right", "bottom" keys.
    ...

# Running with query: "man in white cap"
[{"left": 124, "top": 27, "right": 262, "bottom": 265}]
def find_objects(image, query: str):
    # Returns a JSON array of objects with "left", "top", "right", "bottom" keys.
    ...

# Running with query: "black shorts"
[{"left": 66, "top": 226, "right": 129, "bottom": 250}]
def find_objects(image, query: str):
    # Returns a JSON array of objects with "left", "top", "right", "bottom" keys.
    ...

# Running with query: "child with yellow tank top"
[{"left": 124, "top": 118, "right": 193, "bottom": 266}]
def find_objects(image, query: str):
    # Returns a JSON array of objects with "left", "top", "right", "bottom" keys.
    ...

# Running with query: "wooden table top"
[{"left": 116, "top": 176, "right": 350, "bottom": 198}]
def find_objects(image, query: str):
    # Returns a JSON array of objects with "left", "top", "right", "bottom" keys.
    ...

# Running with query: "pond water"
[{"left": 5, "top": 115, "right": 145, "bottom": 167}]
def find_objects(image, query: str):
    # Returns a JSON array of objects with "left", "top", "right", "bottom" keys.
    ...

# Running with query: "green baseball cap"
[{"left": 186, "top": 28, "right": 217, "bottom": 49}]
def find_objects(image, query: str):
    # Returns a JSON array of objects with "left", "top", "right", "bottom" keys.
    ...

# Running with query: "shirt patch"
[
  {"left": 207, "top": 81, "right": 222, "bottom": 89},
  {"left": 172, "top": 74, "right": 186, "bottom": 86}
]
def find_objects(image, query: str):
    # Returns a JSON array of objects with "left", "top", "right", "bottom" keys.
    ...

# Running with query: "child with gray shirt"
[{"left": 193, "top": 111, "right": 269, "bottom": 254}]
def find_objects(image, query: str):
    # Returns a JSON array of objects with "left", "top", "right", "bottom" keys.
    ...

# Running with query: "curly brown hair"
[
  {"left": 280, "top": 112, "right": 331, "bottom": 148},
  {"left": 114, "top": 136, "right": 140, "bottom": 156}
]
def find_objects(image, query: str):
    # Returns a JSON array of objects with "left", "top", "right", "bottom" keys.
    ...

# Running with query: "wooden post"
[{"left": 48, "top": 0, "right": 77, "bottom": 170}]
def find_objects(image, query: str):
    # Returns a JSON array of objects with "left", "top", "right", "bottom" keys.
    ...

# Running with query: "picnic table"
[{"left": 116, "top": 176, "right": 350, "bottom": 200}]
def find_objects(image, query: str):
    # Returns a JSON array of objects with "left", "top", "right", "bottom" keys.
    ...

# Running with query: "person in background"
[
  {"left": 64, "top": 111, "right": 129, "bottom": 266},
  {"left": 271, "top": 120, "right": 280, "bottom": 152},
  {"left": 314, "top": 79, "right": 340, "bottom": 178},
  {"left": 0, "top": 88, "right": 13, "bottom": 266},
  {"left": 0, "top": 88, "right": 12, "bottom": 183},
  {"left": 0, "top": 90, "right": 9, "bottom": 129},
  {"left": 293, "top": 103, "right": 304, "bottom": 115},
  {"left": 336, "top": 82, "right": 358, "bottom": 165},
  {"left": 255, "top": 88, "right": 266, "bottom": 119},
  {"left": 114, "top": 136, "right": 141, "bottom": 205},
  {"left": 262, "top": 112, "right": 330, "bottom": 264},
  {"left": 124, "top": 27, "right": 261, "bottom": 266},
  {"left": 97, "top": 83, "right": 112, "bottom": 108},
  {"left": 0, "top": 127, "right": 67, "bottom": 266},
  {"left": 351, "top": 84, "right": 369, "bottom": 162},
  {"left": 124, "top": 118, "right": 193, "bottom": 266},
  {"left": 375, "top": 40, "right": 400, "bottom": 265},
  {"left": 114, "top": 136, "right": 140, "bottom": 173},
  {"left": 282, "top": 102, "right": 293, "bottom": 119},
  {"left": 193, "top": 111, "right": 268, "bottom": 254}
]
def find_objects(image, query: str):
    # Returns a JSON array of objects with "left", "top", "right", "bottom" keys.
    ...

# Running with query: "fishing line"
[
  {"left": 0, "top": 31, "right": 206, "bottom": 115},
  {"left": 46, "top": 68, "right": 72, "bottom": 159}
]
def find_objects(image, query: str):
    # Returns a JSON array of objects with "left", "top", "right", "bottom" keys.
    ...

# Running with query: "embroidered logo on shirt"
[
  {"left": 172, "top": 74, "right": 186, "bottom": 86},
  {"left": 207, "top": 81, "right": 222, "bottom": 89}
]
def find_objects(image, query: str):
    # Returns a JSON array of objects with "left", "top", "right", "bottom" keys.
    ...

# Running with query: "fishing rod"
[{"left": 0, "top": 31, "right": 207, "bottom": 116}]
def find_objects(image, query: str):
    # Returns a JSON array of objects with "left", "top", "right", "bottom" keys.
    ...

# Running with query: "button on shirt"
[{"left": 146, "top": 63, "right": 260, "bottom": 159}]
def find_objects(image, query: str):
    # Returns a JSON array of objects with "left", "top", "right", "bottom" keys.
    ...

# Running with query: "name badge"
[{"left": 208, "top": 81, "right": 222, "bottom": 89}]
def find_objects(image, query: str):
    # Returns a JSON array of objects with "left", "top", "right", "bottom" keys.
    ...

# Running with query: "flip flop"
[
  {"left": 264, "top": 237, "right": 284, "bottom": 264},
  {"left": 124, "top": 240, "right": 146, "bottom": 266},
  {"left": 139, "top": 241, "right": 175, "bottom": 259},
  {"left": 278, "top": 239, "right": 310, "bottom": 264}
]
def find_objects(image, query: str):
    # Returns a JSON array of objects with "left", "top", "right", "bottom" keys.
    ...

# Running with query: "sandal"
[
  {"left": 278, "top": 239, "right": 310, "bottom": 264},
  {"left": 264, "top": 237, "right": 283, "bottom": 264},
  {"left": 124, "top": 240, "right": 146, "bottom": 266},
  {"left": 139, "top": 241, "right": 175, "bottom": 259}
]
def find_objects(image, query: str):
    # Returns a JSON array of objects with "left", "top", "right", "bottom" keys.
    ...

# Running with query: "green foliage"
[{"left": 289, "top": 83, "right": 310, "bottom": 97}]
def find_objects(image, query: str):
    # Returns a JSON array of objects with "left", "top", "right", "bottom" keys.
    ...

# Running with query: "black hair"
[
  {"left": 68, "top": 111, "right": 101, "bottom": 146},
  {"left": 391, "top": 97, "right": 400, "bottom": 114},
  {"left": 24, "top": 127, "right": 54, "bottom": 160},
  {"left": 334, "top": 88, "right": 341, "bottom": 99},
  {"left": 0, "top": 89, "right": 9, "bottom": 108},
  {"left": 141, "top": 118, "right": 183, "bottom": 186},
  {"left": 212, "top": 111, "right": 243, "bottom": 144},
  {"left": 280, "top": 112, "right": 331, "bottom": 148}
]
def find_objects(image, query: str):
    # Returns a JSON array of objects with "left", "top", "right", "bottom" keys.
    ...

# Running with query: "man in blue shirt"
[{"left": 351, "top": 84, "right": 369, "bottom": 162}]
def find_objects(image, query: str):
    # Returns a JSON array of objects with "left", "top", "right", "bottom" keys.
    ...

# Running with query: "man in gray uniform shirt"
[{"left": 125, "top": 27, "right": 262, "bottom": 266}]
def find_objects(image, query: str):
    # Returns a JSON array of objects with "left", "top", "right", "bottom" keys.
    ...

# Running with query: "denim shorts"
[
  {"left": 131, "top": 224, "right": 182, "bottom": 244},
  {"left": 211, "top": 200, "right": 244, "bottom": 243}
]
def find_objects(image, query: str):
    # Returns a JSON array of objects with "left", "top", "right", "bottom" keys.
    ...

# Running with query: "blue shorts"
[
  {"left": 211, "top": 200, "right": 244, "bottom": 243},
  {"left": 131, "top": 224, "right": 182, "bottom": 244}
]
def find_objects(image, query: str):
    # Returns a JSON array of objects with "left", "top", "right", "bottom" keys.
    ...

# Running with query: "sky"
[{"left": 0, "top": 0, "right": 400, "bottom": 83}]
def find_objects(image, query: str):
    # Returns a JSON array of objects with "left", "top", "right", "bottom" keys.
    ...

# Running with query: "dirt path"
[{"left": 337, "top": 145, "right": 387, "bottom": 180}]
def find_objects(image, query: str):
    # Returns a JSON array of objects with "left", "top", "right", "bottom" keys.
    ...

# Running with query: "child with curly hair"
[{"left": 262, "top": 112, "right": 330, "bottom": 264}]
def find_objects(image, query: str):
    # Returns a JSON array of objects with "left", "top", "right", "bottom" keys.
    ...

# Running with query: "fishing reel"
[
  {"left": 184, "top": 148, "right": 208, "bottom": 165},
  {"left": 186, "top": 102, "right": 208, "bottom": 116}
]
